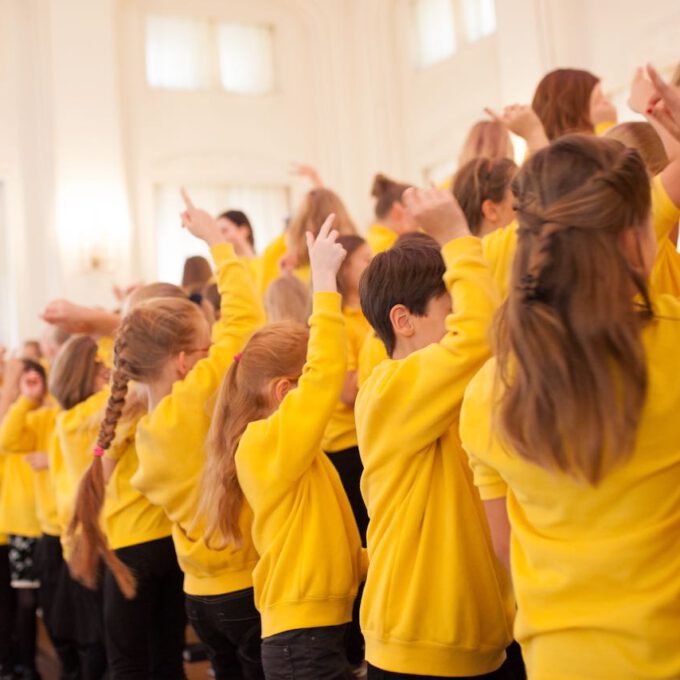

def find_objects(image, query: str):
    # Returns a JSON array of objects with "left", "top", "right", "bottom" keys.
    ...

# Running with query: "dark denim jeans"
[{"left": 185, "top": 587, "right": 264, "bottom": 680}]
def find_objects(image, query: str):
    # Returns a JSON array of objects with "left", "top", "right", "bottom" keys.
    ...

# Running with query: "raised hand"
[
  {"left": 41, "top": 299, "right": 89, "bottom": 333},
  {"left": 180, "top": 188, "right": 224, "bottom": 247},
  {"left": 485, "top": 104, "right": 548, "bottom": 153},
  {"left": 20, "top": 369, "right": 46, "bottom": 403},
  {"left": 290, "top": 162, "right": 324, "bottom": 188},
  {"left": 306, "top": 214, "right": 347, "bottom": 293},
  {"left": 25, "top": 452, "right": 49, "bottom": 471},
  {"left": 646, "top": 64, "right": 680, "bottom": 142},
  {"left": 589, "top": 84, "right": 618, "bottom": 126},
  {"left": 402, "top": 187, "right": 470, "bottom": 246}
]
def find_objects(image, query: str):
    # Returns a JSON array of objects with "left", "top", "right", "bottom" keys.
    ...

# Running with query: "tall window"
[
  {"left": 154, "top": 184, "right": 290, "bottom": 283},
  {"left": 145, "top": 14, "right": 275, "bottom": 94},
  {"left": 412, "top": 0, "right": 457, "bottom": 68},
  {"left": 461, "top": 0, "right": 496, "bottom": 42}
]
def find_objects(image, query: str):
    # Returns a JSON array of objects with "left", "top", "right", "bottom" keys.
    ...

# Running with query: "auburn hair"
[
  {"left": 459, "top": 120, "right": 514, "bottom": 167},
  {"left": 199, "top": 322, "right": 309, "bottom": 549},
  {"left": 532, "top": 68, "right": 599, "bottom": 140},
  {"left": 452, "top": 157, "right": 518, "bottom": 234},
  {"left": 67, "top": 296, "right": 206, "bottom": 598},
  {"left": 605, "top": 122, "right": 669, "bottom": 176},
  {"left": 182, "top": 255, "right": 213, "bottom": 290},
  {"left": 495, "top": 135, "right": 653, "bottom": 484},
  {"left": 371, "top": 174, "right": 413, "bottom": 220},
  {"left": 287, "top": 188, "right": 357, "bottom": 268}
]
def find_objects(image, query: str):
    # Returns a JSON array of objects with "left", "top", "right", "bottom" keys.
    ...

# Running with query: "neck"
[
  {"left": 343, "top": 291, "right": 361, "bottom": 309},
  {"left": 145, "top": 374, "right": 177, "bottom": 411}
]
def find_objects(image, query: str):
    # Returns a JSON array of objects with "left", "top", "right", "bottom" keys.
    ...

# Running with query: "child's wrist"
[{"left": 311, "top": 273, "right": 337, "bottom": 293}]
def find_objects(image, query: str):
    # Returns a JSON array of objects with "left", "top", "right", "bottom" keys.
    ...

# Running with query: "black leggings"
[
  {"left": 103, "top": 536, "right": 186, "bottom": 680},
  {"left": 0, "top": 544, "right": 16, "bottom": 673}
]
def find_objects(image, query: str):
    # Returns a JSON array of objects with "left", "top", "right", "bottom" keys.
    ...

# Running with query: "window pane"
[
  {"left": 412, "top": 0, "right": 457, "bottom": 68},
  {"left": 155, "top": 184, "right": 289, "bottom": 283},
  {"left": 145, "top": 15, "right": 213, "bottom": 90},
  {"left": 217, "top": 23, "right": 275, "bottom": 95},
  {"left": 461, "top": 0, "right": 496, "bottom": 43}
]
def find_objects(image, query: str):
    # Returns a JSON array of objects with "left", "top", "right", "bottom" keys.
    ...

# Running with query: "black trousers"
[
  {"left": 367, "top": 641, "right": 526, "bottom": 680},
  {"left": 185, "top": 587, "right": 264, "bottom": 680},
  {"left": 35, "top": 534, "right": 81, "bottom": 679},
  {"left": 261, "top": 624, "right": 353, "bottom": 680},
  {"left": 0, "top": 544, "right": 16, "bottom": 674},
  {"left": 103, "top": 536, "right": 186, "bottom": 680}
]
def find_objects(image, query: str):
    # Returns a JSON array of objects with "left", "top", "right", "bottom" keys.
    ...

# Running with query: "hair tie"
[
  {"left": 93, "top": 446, "right": 105, "bottom": 458},
  {"left": 234, "top": 353, "right": 242, "bottom": 363}
]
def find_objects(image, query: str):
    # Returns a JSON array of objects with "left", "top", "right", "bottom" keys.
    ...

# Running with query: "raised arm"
[
  {"left": 486, "top": 104, "right": 549, "bottom": 155},
  {"left": 41, "top": 299, "right": 120, "bottom": 338}
]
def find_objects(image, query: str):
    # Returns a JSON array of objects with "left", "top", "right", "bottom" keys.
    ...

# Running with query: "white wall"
[{"left": 1, "top": 0, "right": 679, "bottom": 344}]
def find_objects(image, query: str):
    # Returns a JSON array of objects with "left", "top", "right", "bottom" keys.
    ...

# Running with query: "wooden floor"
[{"left": 36, "top": 621, "right": 213, "bottom": 680}]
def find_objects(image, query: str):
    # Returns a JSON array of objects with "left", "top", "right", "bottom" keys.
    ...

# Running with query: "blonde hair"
[
  {"left": 68, "top": 296, "right": 206, "bottom": 597},
  {"left": 287, "top": 188, "right": 357, "bottom": 268},
  {"left": 264, "top": 276, "right": 311, "bottom": 324},
  {"left": 496, "top": 135, "right": 652, "bottom": 484},
  {"left": 459, "top": 120, "right": 514, "bottom": 167},
  {"left": 605, "top": 122, "right": 668, "bottom": 176},
  {"left": 199, "top": 322, "right": 309, "bottom": 548}
]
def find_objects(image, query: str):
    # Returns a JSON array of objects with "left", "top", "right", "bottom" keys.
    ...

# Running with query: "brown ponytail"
[
  {"left": 496, "top": 135, "right": 652, "bottom": 484},
  {"left": 371, "top": 174, "right": 412, "bottom": 220},
  {"left": 452, "top": 157, "right": 518, "bottom": 234},
  {"left": 199, "top": 322, "right": 309, "bottom": 549},
  {"left": 67, "top": 295, "right": 207, "bottom": 597}
]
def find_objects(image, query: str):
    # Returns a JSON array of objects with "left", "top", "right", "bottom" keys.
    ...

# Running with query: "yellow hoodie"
[
  {"left": 460, "top": 294, "right": 680, "bottom": 680},
  {"left": 366, "top": 224, "right": 398, "bottom": 255},
  {"left": 132, "top": 243, "right": 265, "bottom": 596},
  {"left": 355, "top": 237, "right": 513, "bottom": 677},
  {"left": 236, "top": 292, "right": 364, "bottom": 638},
  {"left": 0, "top": 397, "right": 60, "bottom": 536},
  {"left": 0, "top": 452, "right": 40, "bottom": 538}
]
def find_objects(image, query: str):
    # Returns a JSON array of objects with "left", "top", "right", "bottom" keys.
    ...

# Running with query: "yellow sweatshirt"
[
  {"left": 132, "top": 243, "right": 265, "bottom": 596},
  {"left": 460, "top": 293, "right": 680, "bottom": 680},
  {"left": 357, "top": 332, "right": 389, "bottom": 387},
  {"left": 322, "top": 306, "right": 371, "bottom": 453},
  {"left": 103, "top": 408, "right": 171, "bottom": 551},
  {"left": 649, "top": 174, "right": 680, "bottom": 297},
  {"left": 236, "top": 292, "right": 364, "bottom": 638},
  {"left": 355, "top": 237, "right": 513, "bottom": 677},
  {"left": 366, "top": 223, "right": 398, "bottom": 255},
  {"left": 0, "top": 397, "right": 60, "bottom": 536},
  {"left": 257, "top": 233, "right": 288, "bottom": 296},
  {"left": 0, "top": 452, "right": 40, "bottom": 538},
  {"left": 481, "top": 220, "right": 518, "bottom": 301},
  {"left": 53, "top": 389, "right": 109, "bottom": 552}
]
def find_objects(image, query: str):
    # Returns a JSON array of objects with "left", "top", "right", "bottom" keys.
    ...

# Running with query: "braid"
[{"left": 97, "top": 368, "right": 129, "bottom": 451}]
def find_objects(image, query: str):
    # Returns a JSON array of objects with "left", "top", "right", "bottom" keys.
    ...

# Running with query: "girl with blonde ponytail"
[
  {"left": 201, "top": 216, "right": 364, "bottom": 680},
  {"left": 113, "top": 190, "right": 265, "bottom": 680},
  {"left": 461, "top": 135, "right": 680, "bottom": 678}
]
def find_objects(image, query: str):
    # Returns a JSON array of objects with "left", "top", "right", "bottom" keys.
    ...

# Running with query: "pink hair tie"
[
  {"left": 234, "top": 353, "right": 242, "bottom": 363},
  {"left": 93, "top": 446, "right": 105, "bottom": 458}
]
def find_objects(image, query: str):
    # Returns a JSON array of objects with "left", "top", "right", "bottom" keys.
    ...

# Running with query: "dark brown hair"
[
  {"left": 218, "top": 210, "right": 255, "bottom": 249},
  {"left": 532, "top": 69, "right": 599, "bottom": 140},
  {"left": 359, "top": 233, "right": 445, "bottom": 356},
  {"left": 371, "top": 174, "right": 413, "bottom": 220},
  {"left": 496, "top": 134, "right": 652, "bottom": 484},
  {"left": 452, "top": 157, "right": 518, "bottom": 234},
  {"left": 181, "top": 255, "right": 213, "bottom": 289}
]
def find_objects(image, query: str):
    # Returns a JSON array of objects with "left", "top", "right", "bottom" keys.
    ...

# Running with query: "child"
[
  {"left": 201, "top": 216, "right": 364, "bottom": 679},
  {"left": 259, "top": 188, "right": 357, "bottom": 295},
  {"left": 115, "top": 190, "right": 266, "bottom": 680},
  {"left": 531, "top": 68, "right": 617, "bottom": 140},
  {"left": 460, "top": 134, "right": 679, "bottom": 680},
  {"left": 264, "top": 275, "right": 311, "bottom": 324},
  {"left": 367, "top": 174, "right": 415, "bottom": 254},
  {"left": 355, "top": 188, "right": 515, "bottom": 679},
  {"left": 452, "top": 158, "right": 518, "bottom": 237}
]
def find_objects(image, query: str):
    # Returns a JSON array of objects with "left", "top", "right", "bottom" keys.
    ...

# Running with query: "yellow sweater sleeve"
[
  {"left": 651, "top": 173, "right": 680, "bottom": 242},
  {"left": 358, "top": 237, "right": 498, "bottom": 450},
  {"left": 240, "top": 292, "right": 347, "bottom": 483},
  {"left": 0, "top": 397, "right": 40, "bottom": 453}
]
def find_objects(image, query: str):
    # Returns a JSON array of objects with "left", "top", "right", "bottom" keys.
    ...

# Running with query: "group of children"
[{"left": 1, "top": 61, "right": 680, "bottom": 680}]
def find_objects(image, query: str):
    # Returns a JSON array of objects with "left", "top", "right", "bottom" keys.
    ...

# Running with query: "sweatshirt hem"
[
  {"left": 262, "top": 596, "right": 354, "bottom": 638},
  {"left": 183, "top": 567, "right": 255, "bottom": 596}
]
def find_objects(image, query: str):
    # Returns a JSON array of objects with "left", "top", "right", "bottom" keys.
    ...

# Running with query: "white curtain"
[
  {"left": 217, "top": 23, "right": 275, "bottom": 95},
  {"left": 461, "top": 0, "right": 496, "bottom": 43},
  {"left": 154, "top": 184, "right": 290, "bottom": 284},
  {"left": 145, "top": 15, "right": 213, "bottom": 90},
  {"left": 412, "top": 0, "right": 457, "bottom": 69}
]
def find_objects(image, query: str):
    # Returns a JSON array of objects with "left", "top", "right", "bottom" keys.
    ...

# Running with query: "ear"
[
  {"left": 481, "top": 198, "right": 498, "bottom": 223},
  {"left": 389, "top": 304, "right": 416, "bottom": 341},
  {"left": 272, "top": 378, "right": 294, "bottom": 405},
  {"left": 176, "top": 351, "right": 190, "bottom": 379}
]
